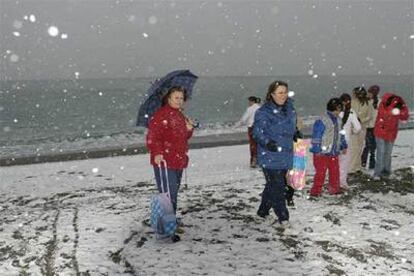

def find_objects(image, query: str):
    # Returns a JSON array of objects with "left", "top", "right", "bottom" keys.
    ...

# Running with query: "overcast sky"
[{"left": 1, "top": 0, "right": 413, "bottom": 80}]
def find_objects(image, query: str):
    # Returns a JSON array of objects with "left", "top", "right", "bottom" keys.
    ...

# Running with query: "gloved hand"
[
  {"left": 266, "top": 140, "right": 279, "bottom": 152},
  {"left": 293, "top": 129, "right": 304, "bottom": 142}
]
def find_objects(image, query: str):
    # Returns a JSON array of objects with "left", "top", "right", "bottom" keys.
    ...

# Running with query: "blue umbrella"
[{"left": 136, "top": 69, "right": 198, "bottom": 127}]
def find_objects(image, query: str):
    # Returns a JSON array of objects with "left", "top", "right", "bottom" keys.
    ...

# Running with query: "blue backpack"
[{"left": 150, "top": 163, "right": 177, "bottom": 239}]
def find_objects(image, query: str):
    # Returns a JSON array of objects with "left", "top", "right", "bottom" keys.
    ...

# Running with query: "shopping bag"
[{"left": 287, "top": 139, "right": 310, "bottom": 190}]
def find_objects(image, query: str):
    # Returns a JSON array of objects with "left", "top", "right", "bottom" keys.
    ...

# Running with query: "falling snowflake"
[
  {"left": 288, "top": 91, "right": 295, "bottom": 97},
  {"left": 48, "top": 26, "right": 59, "bottom": 37},
  {"left": 12, "top": 32, "right": 20, "bottom": 37},
  {"left": 74, "top": 72, "right": 80, "bottom": 79},
  {"left": 339, "top": 129, "right": 346, "bottom": 135},
  {"left": 307, "top": 69, "right": 314, "bottom": 75},
  {"left": 277, "top": 147, "right": 282, "bottom": 152},
  {"left": 29, "top": 14, "right": 36, "bottom": 22},
  {"left": 61, "top": 33, "right": 68, "bottom": 39},
  {"left": 312, "top": 74, "right": 318, "bottom": 79},
  {"left": 92, "top": 168, "right": 99, "bottom": 174},
  {"left": 9, "top": 54, "right": 19, "bottom": 63},
  {"left": 392, "top": 108, "right": 400, "bottom": 115},
  {"left": 142, "top": 32, "right": 149, "bottom": 38}
]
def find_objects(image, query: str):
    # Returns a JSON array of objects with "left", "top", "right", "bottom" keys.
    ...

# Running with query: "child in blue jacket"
[{"left": 310, "top": 98, "right": 347, "bottom": 196}]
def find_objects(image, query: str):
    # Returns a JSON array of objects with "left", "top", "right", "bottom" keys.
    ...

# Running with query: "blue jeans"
[
  {"left": 258, "top": 169, "right": 289, "bottom": 223},
  {"left": 153, "top": 166, "right": 183, "bottom": 213},
  {"left": 374, "top": 138, "right": 394, "bottom": 177}
]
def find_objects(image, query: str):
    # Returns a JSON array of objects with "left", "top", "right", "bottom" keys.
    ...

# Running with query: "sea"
[{"left": 0, "top": 75, "right": 413, "bottom": 159}]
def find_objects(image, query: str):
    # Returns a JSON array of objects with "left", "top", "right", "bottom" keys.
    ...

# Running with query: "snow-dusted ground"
[{"left": 0, "top": 130, "right": 413, "bottom": 275}]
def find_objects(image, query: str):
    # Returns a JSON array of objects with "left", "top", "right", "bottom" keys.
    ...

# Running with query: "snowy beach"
[{"left": 0, "top": 129, "right": 413, "bottom": 275}]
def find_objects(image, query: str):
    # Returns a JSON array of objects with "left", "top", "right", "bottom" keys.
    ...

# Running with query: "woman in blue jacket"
[{"left": 253, "top": 81, "right": 296, "bottom": 227}]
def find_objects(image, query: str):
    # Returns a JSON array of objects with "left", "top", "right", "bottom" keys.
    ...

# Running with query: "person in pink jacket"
[{"left": 372, "top": 93, "right": 409, "bottom": 180}]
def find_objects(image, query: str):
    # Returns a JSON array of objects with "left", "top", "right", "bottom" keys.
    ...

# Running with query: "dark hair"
[
  {"left": 368, "top": 85, "right": 380, "bottom": 109},
  {"left": 265, "top": 80, "right": 288, "bottom": 102},
  {"left": 352, "top": 86, "right": 369, "bottom": 105},
  {"left": 248, "top": 96, "right": 256, "bottom": 102},
  {"left": 162, "top": 86, "right": 187, "bottom": 106},
  {"left": 248, "top": 96, "right": 261, "bottom": 104},
  {"left": 339, "top": 93, "right": 351, "bottom": 127},
  {"left": 327, "top": 97, "right": 343, "bottom": 112}
]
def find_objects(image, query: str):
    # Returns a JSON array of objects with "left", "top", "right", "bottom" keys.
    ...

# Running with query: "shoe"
[
  {"left": 341, "top": 183, "right": 350, "bottom": 190},
  {"left": 171, "top": 234, "right": 181, "bottom": 243},
  {"left": 276, "top": 220, "right": 291, "bottom": 229},
  {"left": 257, "top": 210, "right": 269, "bottom": 219},
  {"left": 287, "top": 199, "right": 295, "bottom": 208},
  {"left": 372, "top": 176, "right": 381, "bottom": 181}
]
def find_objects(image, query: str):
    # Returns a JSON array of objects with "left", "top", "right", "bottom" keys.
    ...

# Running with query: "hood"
[{"left": 380, "top": 92, "right": 406, "bottom": 109}]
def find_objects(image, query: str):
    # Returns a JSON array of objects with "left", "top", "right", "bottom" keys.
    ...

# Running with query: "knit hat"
[
  {"left": 368, "top": 85, "right": 380, "bottom": 96},
  {"left": 327, "top": 97, "right": 343, "bottom": 112}
]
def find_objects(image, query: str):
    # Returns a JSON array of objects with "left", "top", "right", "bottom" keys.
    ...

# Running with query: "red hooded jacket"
[
  {"left": 374, "top": 93, "right": 409, "bottom": 142},
  {"left": 146, "top": 105, "right": 193, "bottom": 169}
]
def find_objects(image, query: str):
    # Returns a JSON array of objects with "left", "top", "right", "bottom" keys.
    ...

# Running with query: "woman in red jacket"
[
  {"left": 146, "top": 86, "right": 194, "bottom": 240},
  {"left": 373, "top": 93, "right": 409, "bottom": 180}
]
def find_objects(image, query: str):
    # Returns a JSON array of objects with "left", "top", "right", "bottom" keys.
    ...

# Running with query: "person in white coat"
[
  {"left": 339, "top": 93, "right": 361, "bottom": 189},
  {"left": 235, "top": 96, "right": 261, "bottom": 167}
]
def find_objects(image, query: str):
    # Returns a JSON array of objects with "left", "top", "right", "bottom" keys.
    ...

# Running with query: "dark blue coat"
[{"left": 253, "top": 99, "right": 296, "bottom": 170}]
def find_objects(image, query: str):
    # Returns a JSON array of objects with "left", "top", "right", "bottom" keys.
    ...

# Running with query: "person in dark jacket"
[
  {"left": 310, "top": 98, "right": 348, "bottom": 196},
  {"left": 253, "top": 80, "right": 296, "bottom": 227},
  {"left": 372, "top": 93, "right": 409, "bottom": 179},
  {"left": 361, "top": 85, "right": 380, "bottom": 169},
  {"left": 146, "top": 86, "right": 194, "bottom": 242}
]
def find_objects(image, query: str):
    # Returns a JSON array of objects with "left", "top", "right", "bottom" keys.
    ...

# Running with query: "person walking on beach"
[
  {"left": 338, "top": 93, "right": 361, "bottom": 190},
  {"left": 361, "top": 85, "right": 380, "bottom": 170},
  {"left": 309, "top": 98, "right": 347, "bottom": 197},
  {"left": 146, "top": 86, "right": 194, "bottom": 242},
  {"left": 235, "top": 96, "right": 261, "bottom": 168},
  {"left": 372, "top": 93, "right": 409, "bottom": 180},
  {"left": 253, "top": 81, "right": 296, "bottom": 227},
  {"left": 349, "top": 87, "right": 373, "bottom": 174}
]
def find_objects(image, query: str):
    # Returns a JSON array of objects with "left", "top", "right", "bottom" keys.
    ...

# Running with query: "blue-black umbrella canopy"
[{"left": 136, "top": 69, "right": 198, "bottom": 127}]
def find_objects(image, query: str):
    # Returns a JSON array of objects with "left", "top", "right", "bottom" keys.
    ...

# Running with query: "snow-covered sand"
[{"left": 1, "top": 130, "right": 413, "bottom": 275}]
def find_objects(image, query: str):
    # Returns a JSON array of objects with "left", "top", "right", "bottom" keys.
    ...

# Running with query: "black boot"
[{"left": 171, "top": 234, "right": 181, "bottom": 243}]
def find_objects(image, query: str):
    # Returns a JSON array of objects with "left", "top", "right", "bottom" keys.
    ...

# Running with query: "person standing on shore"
[
  {"left": 253, "top": 81, "right": 296, "bottom": 227},
  {"left": 349, "top": 87, "right": 373, "bottom": 174},
  {"left": 309, "top": 98, "right": 348, "bottom": 197},
  {"left": 146, "top": 86, "right": 194, "bottom": 242},
  {"left": 235, "top": 96, "right": 261, "bottom": 168},
  {"left": 361, "top": 85, "right": 380, "bottom": 170},
  {"left": 338, "top": 93, "right": 361, "bottom": 190},
  {"left": 372, "top": 93, "right": 409, "bottom": 180}
]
